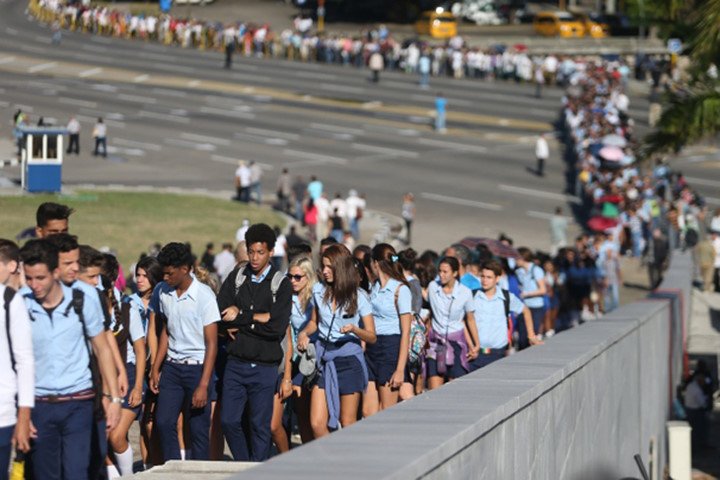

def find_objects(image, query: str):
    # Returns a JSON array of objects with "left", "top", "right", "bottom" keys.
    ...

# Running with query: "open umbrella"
[
  {"left": 588, "top": 142, "right": 604, "bottom": 156},
  {"left": 599, "top": 145, "right": 624, "bottom": 162},
  {"left": 458, "top": 237, "right": 520, "bottom": 259},
  {"left": 587, "top": 216, "right": 618, "bottom": 232},
  {"left": 601, "top": 134, "right": 627, "bottom": 147}
]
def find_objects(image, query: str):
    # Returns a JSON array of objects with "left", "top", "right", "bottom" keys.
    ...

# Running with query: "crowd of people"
[
  {"left": 30, "top": 0, "right": 659, "bottom": 89},
  {"left": 9, "top": 199, "right": 643, "bottom": 478},
  {"left": 564, "top": 55, "right": 720, "bottom": 298}
]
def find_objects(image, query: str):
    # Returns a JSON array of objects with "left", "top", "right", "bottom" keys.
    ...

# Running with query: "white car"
[{"left": 451, "top": 0, "right": 504, "bottom": 25}]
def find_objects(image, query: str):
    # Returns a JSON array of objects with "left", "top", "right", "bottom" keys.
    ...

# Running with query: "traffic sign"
[{"left": 667, "top": 38, "right": 682, "bottom": 54}]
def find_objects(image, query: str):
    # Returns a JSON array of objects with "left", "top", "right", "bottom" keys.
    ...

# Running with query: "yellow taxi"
[
  {"left": 572, "top": 12, "right": 609, "bottom": 38},
  {"left": 414, "top": 10, "right": 458, "bottom": 39},
  {"left": 533, "top": 11, "right": 585, "bottom": 37}
]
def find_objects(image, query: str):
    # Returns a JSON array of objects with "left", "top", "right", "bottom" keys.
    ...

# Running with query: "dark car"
[{"left": 601, "top": 13, "right": 645, "bottom": 36}]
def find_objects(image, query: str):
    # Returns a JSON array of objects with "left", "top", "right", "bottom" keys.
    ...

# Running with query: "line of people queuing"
[
  {"left": 0, "top": 201, "right": 594, "bottom": 479},
  {"left": 563, "top": 55, "right": 718, "bottom": 295},
  {"left": 30, "top": 0, "right": 648, "bottom": 90}
]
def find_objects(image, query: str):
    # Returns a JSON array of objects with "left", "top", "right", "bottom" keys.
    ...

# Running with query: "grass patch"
[{"left": 0, "top": 191, "right": 285, "bottom": 272}]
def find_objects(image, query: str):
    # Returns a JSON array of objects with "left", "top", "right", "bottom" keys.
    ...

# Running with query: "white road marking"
[
  {"left": 59, "top": 97, "right": 97, "bottom": 108},
  {"left": 200, "top": 106, "right": 255, "bottom": 120},
  {"left": 34, "top": 35, "right": 51, "bottom": 44},
  {"left": 684, "top": 177, "right": 720, "bottom": 188},
  {"left": 28, "top": 62, "right": 57, "bottom": 73},
  {"left": 91, "top": 84, "right": 117, "bottom": 92},
  {"left": 245, "top": 128, "right": 299, "bottom": 141},
  {"left": 418, "top": 138, "right": 487, "bottom": 152},
  {"left": 5, "top": 28, "right": 18, "bottom": 35},
  {"left": 411, "top": 94, "right": 474, "bottom": 107},
  {"left": 78, "top": 67, "right": 103, "bottom": 78},
  {"left": 119, "top": 94, "right": 157, "bottom": 104},
  {"left": 152, "top": 88, "right": 187, "bottom": 97},
  {"left": 526, "top": 210, "right": 575, "bottom": 222},
  {"left": 165, "top": 138, "right": 217, "bottom": 151},
  {"left": 283, "top": 149, "right": 347, "bottom": 166},
  {"left": 498, "top": 184, "right": 581, "bottom": 204},
  {"left": 352, "top": 143, "right": 418, "bottom": 158},
  {"left": 180, "top": 132, "right": 230, "bottom": 146},
  {"left": 139, "top": 110, "right": 190, "bottom": 124},
  {"left": 19, "top": 45, "right": 46, "bottom": 54},
  {"left": 296, "top": 71, "right": 337, "bottom": 80},
  {"left": 310, "top": 123, "right": 364, "bottom": 136},
  {"left": 112, "top": 138, "right": 162, "bottom": 151},
  {"left": 137, "top": 52, "right": 179, "bottom": 62},
  {"left": 133, "top": 74, "right": 150, "bottom": 83},
  {"left": 0, "top": 56, "right": 15, "bottom": 65},
  {"left": 420, "top": 192, "right": 503, "bottom": 211},
  {"left": 230, "top": 73, "right": 272, "bottom": 82}
]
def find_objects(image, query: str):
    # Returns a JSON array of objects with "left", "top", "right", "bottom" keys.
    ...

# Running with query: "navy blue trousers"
[
  {"left": 89, "top": 418, "right": 107, "bottom": 480},
  {"left": 0, "top": 424, "right": 12, "bottom": 480},
  {"left": 155, "top": 363, "right": 213, "bottom": 461},
  {"left": 469, "top": 351, "right": 505, "bottom": 372},
  {"left": 27, "top": 399, "right": 94, "bottom": 480},
  {"left": 517, "top": 307, "right": 544, "bottom": 350},
  {"left": 221, "top": 361, "right": 276, "bottom": 462}
]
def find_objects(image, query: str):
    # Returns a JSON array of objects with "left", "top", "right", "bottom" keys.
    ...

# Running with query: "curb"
[{"left": 0, "top": 158, "right": 19, "bottom": 168}]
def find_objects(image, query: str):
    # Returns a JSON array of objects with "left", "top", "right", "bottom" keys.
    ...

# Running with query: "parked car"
[
  {"left": 533, "top": 11, "right": 585, "bottom": 37},
  {"left": 414, "top": 10, "right": 458, "bottom": 38},
  {"left": 451, "top": 0, "right": 504, "bottom": 25},
  {"left": 571, "top": 12, "right": 609, "bottom": 38}
]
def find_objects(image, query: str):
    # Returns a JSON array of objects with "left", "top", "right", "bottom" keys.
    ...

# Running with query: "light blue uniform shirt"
[
  {"left": 251, "top": 264, "right": 271, "bottom": 283},
  {"left": 515, "top": 264, "right": 545, "bottom": 309},
  {"left": 428, "top": 280, "right": 474, "bottom": 335},
  {"left": 290, "top": 295, "right": 316, "bottom": 355},
  {"left": 149, "top": 278, "right": 221, "bottom": 362},
  {"left": 313, "top": 283, "right": 371, "bottom": 343},
  {"left": 22, "top": 283, "right": 104, "bottom": 396},
  {"left": 460, "top": 272, "right": 481, "bottom": 291},
  {"left": 473, "top": 289, "right": 525, "bottom": 349},
  {"left": 370, "top": 278, "right": 411, "bottom": 336}
]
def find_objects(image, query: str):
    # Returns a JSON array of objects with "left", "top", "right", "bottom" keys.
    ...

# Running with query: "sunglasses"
[{"left": 286, "top": 274, "right": 306, "bottom": 281}]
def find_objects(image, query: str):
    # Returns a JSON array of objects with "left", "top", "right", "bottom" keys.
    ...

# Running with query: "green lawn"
[{"left": 0, "top": 191, "right": 285, "bottom": 272}]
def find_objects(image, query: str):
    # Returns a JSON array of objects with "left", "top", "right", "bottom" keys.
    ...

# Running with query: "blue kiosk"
[{"left": 19, "top": 126, "right": 67, "bottom": 193}]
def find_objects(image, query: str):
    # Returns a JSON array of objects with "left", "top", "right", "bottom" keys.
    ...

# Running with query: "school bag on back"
[{"left": 394, "top": 285, "right": 427, "bottom": 368}]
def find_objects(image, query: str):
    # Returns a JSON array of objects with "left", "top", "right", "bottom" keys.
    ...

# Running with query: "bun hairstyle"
[{"left": 371, "top": 243, "right": 407, "bottom": 285}]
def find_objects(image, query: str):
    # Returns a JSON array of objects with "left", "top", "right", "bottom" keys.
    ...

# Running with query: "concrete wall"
[{"left": 235, "top": 252, "right": 691, "bottom": 480}]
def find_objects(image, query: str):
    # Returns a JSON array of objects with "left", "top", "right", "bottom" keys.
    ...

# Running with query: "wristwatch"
[{"left": 111, "top": 397, "right": 124, "bottom": 404}]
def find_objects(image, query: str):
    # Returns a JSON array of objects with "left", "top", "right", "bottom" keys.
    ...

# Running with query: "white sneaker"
[{"left": 545, "top": 329, "right": 556, "bottom": 338}]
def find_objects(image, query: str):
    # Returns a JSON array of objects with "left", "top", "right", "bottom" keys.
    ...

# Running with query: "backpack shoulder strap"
[
  {"left": 270, "top": 271, "right": 286, "bottom": 303},
  {"left": 234, "top": 265, "right": 247, "bottom": 295},
  {"left": 120, "top": 295, "right": 131, "bottom": 334},
  {"left": 4, "top": 287, "right": 16, "bottom": 372},
  {"left": 502, "top": 289, "right": 510, "bottom": 321},
  {"left": 393, "top": 284, "right": 402, "bottom": 318}
]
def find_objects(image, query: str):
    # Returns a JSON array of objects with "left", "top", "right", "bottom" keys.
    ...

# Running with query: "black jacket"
[{"left": 217, "top": 264, "right": 291, "bottom": 365}]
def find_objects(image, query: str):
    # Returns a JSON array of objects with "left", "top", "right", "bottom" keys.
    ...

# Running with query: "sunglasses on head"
[{"left": 286, "top": 274, "right": 306, "bottom": 281}]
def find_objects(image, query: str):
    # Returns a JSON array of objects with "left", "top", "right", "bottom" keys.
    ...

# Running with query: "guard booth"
[{"left": 20, "top": 126, "right": 67, "bottom": 193}]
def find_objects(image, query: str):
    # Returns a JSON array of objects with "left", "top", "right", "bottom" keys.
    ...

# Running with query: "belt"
[
  {"left": 479, "top": 347, "right": 507, "bottom": 355},
  {"left": 166, "top": 357, "right": 203, "bottom": 365},
  {"left": 35, "top": 388, "right": 95, "bottom": 404}
]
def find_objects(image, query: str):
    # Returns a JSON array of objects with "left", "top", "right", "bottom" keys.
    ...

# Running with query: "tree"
[{"left": 642, "top": 0, "right": 720, "bottom": 157}]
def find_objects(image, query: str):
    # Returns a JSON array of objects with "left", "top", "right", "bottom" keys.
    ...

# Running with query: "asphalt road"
[{"left": 0, "top": 0, "right": 668, "bottom": 253}]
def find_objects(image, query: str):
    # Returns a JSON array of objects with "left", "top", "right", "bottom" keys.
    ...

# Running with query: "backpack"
[
  {"left": 115, "top": 296, "right": 132, "bottom": 365},
  {"left": 234, "top": 265, "right": 289, "bottom": 374},
  {"left": 69, "top": 289, "right": 105, "bottom": 421},
  {"left": 394, "top": 285, "right": 426, "bottom": 368},
  {"left": 501, "top": 289, "right": 513, "bottom": 348},
  {"left": 4, "top": 287, "right": 16, "bottom": 372}
]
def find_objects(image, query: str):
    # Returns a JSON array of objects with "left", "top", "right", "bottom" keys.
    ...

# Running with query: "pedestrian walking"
[
  {"left": 66, "top": 115, "right": 80, "bottom": 155},
  {"left": 514, "top": 248, "right": 546, "bottom": 349},
  {"left": 249, "top": 161, "right": 263, "bottom": 205},
  {"left": 345, "top": 189, "right": 365, "bottom": 240},
  {"left": 534, "top": 66, "right": 544, "bottom": 98},
  {"left": 291, "top": 175, "right": 307, "bottom": 221},
  {"left": 434, "top": 93, "right": 447, "bottom": 133},
  {"left": 92, "top": 118, "right": 107, "bottom": 158},
  {"left": 418, "top": 52, "right": 431, "bottom": 88},
  {"left": 599, "top": 249, "right": 622, "bottom": 313},
  {"left": 223, "top": 26, "right": 236, "bottom": 69},
  {"left": 297, "top": 245, "right": 376, "bottom": 437},
  {"left": 234, "top": 161, "right": 251, "bottom": 203},
  {"left": 535, "top": 133, "right": 549, "bottom": 176},
  {"left": 149, "top": 242, "right": 220, "bottom": 462},
  {"left": 369, "top": 50, "right": 384, "bottom": 83},
  {"left": 275, "top": 168, "right": 292, "bottom": 213},
  {"left": 217, "top": 224, "right": 292, "bottom": 461},
  {"left": 401, "top": 193, "right": 415, "bottom": 245}
]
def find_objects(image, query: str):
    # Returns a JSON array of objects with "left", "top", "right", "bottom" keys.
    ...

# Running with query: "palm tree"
[{"left": 642, "top": 0, "right": 720, "bottom": 157}]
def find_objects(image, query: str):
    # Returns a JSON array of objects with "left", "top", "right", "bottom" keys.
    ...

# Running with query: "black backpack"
[{"left": 4, "top": 287, "right": 16, "bottom": 372}]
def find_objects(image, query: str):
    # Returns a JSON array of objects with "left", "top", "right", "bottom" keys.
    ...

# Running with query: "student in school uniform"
[
  {"left": 50, "top": 236, "right": 128, "bottom": 480},
  {"left": 426, "top": 257, "right": 480, "bottom": 390},
  {"left": 297, "top": 244, "right": 376, "bottom": 438},
  {"left": 514, "top": 248, "right": 547, "bottom": 350},
  {"left": 270, "top": 255, "right": 317, "bottom": 450},
  {"left": 34, "top": 202, "right": 74, "bottom": 239},
  {"left": 217, "top": 224, "right": 292, "bottom": 462},
  {"left": 363, "top": 243, "right": 412, "bottom": 417},
  {"left": 0, "top": 275, "right": 33, "bottom": 480},
  {"left": 100, "top": 254, "right": 147, "bottom": 477},
  {"left": 128, "top": 256, "right": 164, "bottom": 470},
  {"left": 19, "top": 239, "right": 122, "bottom": 479},
  {"left": 149, "top": 243, "right": 220, "bottom": 462},
  {"left": 470, "top": 260, "right": 542, "bottom": 372}
]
